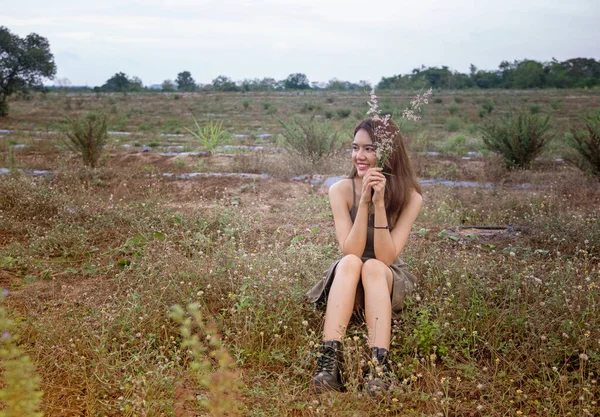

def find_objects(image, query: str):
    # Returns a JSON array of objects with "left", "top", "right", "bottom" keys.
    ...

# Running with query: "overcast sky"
[{"left": 2, "top": 0, "right": 599, "bottom": 87}]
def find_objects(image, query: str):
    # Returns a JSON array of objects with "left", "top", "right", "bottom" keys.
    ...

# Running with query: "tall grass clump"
[
  {"left": 336, "top": 108, "right": 352, "bottom": 118},
  {"left": 568, "top": 111, "right": 600, "bottom": 177},
  {"left": 170, "top": 303, "right": 242, "bottom": 417},
  {"left": 185, "top": 118, "right": 231, "bottom": 155},
  {"left": 61, "top": 112, "right": 109, "bottom": 168},
  {"left": 445, "top": 117, "right": 462, "bottom": 132},
  {"left": 279, "top": 116, "right": 343, "bottom": 167},
  {"left": 0, "top": 293, "right": 44, "bottom": 417},
  {"left": 529, "top": 103, "right": 542, "bottom": 114},
  {"left": 478, "top": 100, "right": 494, "bottom": 118},
  {"left": 480, "top": 109, "right": 554, "bottom": 169}
]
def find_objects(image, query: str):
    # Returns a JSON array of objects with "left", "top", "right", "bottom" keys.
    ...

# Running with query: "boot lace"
[{"left": 316, "top": 348, "right": 336, "bottom": 374}]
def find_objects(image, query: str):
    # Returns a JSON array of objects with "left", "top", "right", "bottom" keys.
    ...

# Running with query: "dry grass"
[{"left": 0, "top": 90, "right": 599, "bottom": 416}]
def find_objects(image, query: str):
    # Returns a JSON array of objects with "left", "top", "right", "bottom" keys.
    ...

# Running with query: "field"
[{"left": 0, "top": 89, "right": 599, "bottom": 416}]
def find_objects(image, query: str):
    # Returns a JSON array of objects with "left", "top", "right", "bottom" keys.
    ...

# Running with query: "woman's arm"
[
  {"left": 329, "top": 180, "right": 369, "bottom": 257},
  {"left": 373, "top": 190, "right": 423, "bottom": 265}
]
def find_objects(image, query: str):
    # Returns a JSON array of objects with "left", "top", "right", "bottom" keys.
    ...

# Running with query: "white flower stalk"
[
  {"left": 366, "top": 87, "right": 432, "bottom": 168},
  {"left": 402, "top": 87, "right": 433, "bottom": 121},
  {"left": 366, "top": 89, "right": 380, "bottom": 117}
]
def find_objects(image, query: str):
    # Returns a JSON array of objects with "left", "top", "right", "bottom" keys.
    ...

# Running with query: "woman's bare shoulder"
[
  {"left": 329, "top": 178, "right": 352, "bottom": 195},
  {"left": 409, "top": 188, "right": 423, "bottom": 205},
  {"left": 329, "top": 178, "right": 353, "bottom": 206}
]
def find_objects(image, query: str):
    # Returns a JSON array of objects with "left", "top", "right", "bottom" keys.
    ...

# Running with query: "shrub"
[
  {"left": 445, "top": 117, "right": 462, "bottom": 132},
  {"left": 185, "top": 118, "right": 230, "bottom": 155},
  {"left": 550, "top": 98, "right": 563, "bottom": 111},
  {"left": 324, "top": 110, "right": 334, "bottom": 119},
  {"left": 454, "top": 96, "right": 464, "bottom": 104},
  {"left": 480, "top": 100, "right": 494, "bottom": 117},
  {"left": 61, "top": 112, "right": 109, "bottom": 168},
  {"left": 568, "top": 111, "right": 600, "bottom": 177},
  {"left": 529, "top": 104, "right": 542, "bottom": 114},
  {"left": 466, "top": 123, "right": 479, "bottom": 135},
  {"left": 242, "top": 99, "right": 251, "bottom": 109},
  {"left": 480, "top": 110, "right": 554, "bottom": 169},
  {"left": 445, "top": 135, "right": 467, "bottom": 154},
  {"left": 336, "top": 108, "right": 351, "bottom": 118},
  {"left": 262, "top": 100, "right": 271, "bottom": 110},
  {"left": 448, "top": 104, "right": 459, "bottom": 115},
  {"left": 300, "top": 102, "right": 314, "bottom": 113},
  {"left": 433, "top": 97, "right": 443, "bottom": 104},
  {"left": 279, "top": 116, "right": 343, "bottom": 166}
]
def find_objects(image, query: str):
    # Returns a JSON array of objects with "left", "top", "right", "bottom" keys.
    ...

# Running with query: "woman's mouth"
[{"left": 356, "top": 163, "right": 370, "bottom": 171}]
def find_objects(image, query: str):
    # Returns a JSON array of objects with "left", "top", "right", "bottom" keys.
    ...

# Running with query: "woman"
[{"left": 306, "top": 117, "right": 422, "bottom": 394}]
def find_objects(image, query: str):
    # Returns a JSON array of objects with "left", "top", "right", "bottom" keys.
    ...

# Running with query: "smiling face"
[{"left": 352, "top": 128, "right": 377, "bottom": 177}]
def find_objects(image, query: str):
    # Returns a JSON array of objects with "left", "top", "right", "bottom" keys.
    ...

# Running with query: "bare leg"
[
  {"left": 322, "top": 254, "right": 363, "bottom": 341},
  {"left": 361, "top": 259, "right": 393, "bottom": 350}
]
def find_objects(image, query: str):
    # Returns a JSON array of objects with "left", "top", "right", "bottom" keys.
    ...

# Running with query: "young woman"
[{"left": 306, "top": 117, "right": 422, "bottom": 394}]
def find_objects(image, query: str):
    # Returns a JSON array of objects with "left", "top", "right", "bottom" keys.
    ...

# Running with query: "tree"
[
  {"left": 326, "top": 78, "right": 346, "bottom": 90},
  {"left": 175, "top": 71, "right": 197, "bottom": 92},
  {"left": 469, "top": 64, "right": 477, "bottom": 78},
  {"left": 54, "top": 77, "right": 72, "bottom": 89},
  {"left": 498, "top": 60, "right": 516, "bottom": 88},
  {"left": 283, "top": 73, "right": 310, "bottom": 90},
  {"left": 101, "top": 72, "right": 133, "bottom": 92},
  {"left": 130, "top": 76, "right": 144, "bottom": 92},
  {"left": 545, "top": 59, "right": 570, "bottom": 88},
  {"left": 212, "top": 75, "right": 239, "bottom": 92},
  {"left": 473, "top": 70, "right": 500, "bottom": 89},
  {"left": 512, "top": 60, "right": 545, "bottom": 89},
  {"left": 560, "top": 58, "right": 600, "bottom": 88},
  {"left": 0, "top": 26, "right": 56, "bottom": 116},
  {"left": 239, "top": 77, "right": 279, "bottom": 91},
  {"left": 161, "top": 79, "right": 176, "bottom": 92},
  {"left": 358, "top": 80, "right": 372, "bottom": 89}
]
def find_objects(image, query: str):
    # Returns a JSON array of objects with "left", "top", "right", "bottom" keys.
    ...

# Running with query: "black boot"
[
  {"left": 365, "top": 347, "right": 392, "bottom": 395},
  {"left": 313, "top": 340, "right": 345, "bottom": 393}
]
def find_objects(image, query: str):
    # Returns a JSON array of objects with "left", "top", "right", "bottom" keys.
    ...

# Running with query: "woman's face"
[{"left": 352, "top": 128, "right": 377, "bottom": 177}]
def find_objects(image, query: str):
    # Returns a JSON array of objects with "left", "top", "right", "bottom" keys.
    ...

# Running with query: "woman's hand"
[
  {"left": 371, "top": 168, "right": 386, "bottom": 206},
  {"left": 359, "top": 168, "right": 385, "bottom": 205}
]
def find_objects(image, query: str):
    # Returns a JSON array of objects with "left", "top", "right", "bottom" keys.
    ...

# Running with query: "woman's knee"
[
  {"left": 361, "top": 259, "right": 390, "bottom": 286},
  {"left": 338, "top": 254, "right": 363, "bottom": 272},
  {"left": 333, "top": 254, "right": 363, "bottom": 284}
]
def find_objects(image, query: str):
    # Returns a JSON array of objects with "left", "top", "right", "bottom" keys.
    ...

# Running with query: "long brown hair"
[{"left": 350, "top": 118, "right": 422, "bottom": 225}]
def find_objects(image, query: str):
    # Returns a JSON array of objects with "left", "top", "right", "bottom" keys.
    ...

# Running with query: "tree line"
[
  {"left": 2, "top": 25, "right": 599, "bottom": 116},
  {"left": 88, "top": 58, "right": 600, "bottom": 93},
  {"left": 379, "top": 59, "right": 600, "bottom": 90}
]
